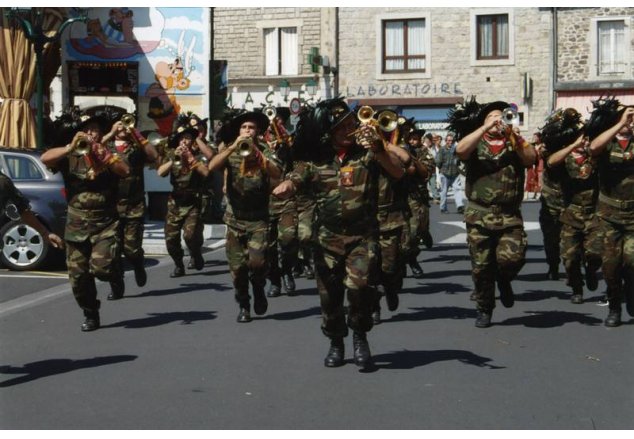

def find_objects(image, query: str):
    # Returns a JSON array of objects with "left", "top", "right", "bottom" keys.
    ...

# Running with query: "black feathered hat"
[
  {"left": 478, "top": 101, "right": 509, "bottom": 124},
  {"left": 445, "top": 96, "right": 483, "bottom": 141},
  {"left": 539, "top": 107, "right": 585, "bottom": 153},
  {"left": 584, "top": 95, "right": 624, "bottom": 141},
  {"left": 228, "top": 111, "right": 269, "bottom": 140},
  {"left": 75, "top": 106, "right": 123, "bottom": 133},
  {"left": 214, "top": 107, "right": 245, "bottom": 144},
  {"left": 169, "top": 112, "right": 199, "bottom": 147}
]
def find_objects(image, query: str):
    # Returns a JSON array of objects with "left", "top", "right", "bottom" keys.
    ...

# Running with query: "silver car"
[{"left": 0, "top": 147, "right": 67, "bottom": 270}]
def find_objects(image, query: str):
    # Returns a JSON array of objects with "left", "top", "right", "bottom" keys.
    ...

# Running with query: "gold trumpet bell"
[
  {"left": 121, "top": 113, "right": 136, "bottom": 130},
  {"left": 357, "top": 106, "right": 375, "bottom": 125},
  {"left": 377, "top": 110, "right": 398, "bottom": 132}
]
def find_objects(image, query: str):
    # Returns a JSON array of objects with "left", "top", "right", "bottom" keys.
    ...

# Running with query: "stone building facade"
[{"left": 554, "top": 7, "right": 634, "bottom": 116}]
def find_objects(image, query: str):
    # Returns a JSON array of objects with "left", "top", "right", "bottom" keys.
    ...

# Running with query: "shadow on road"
[
  {"left": 404, "top": 282, "right": 471, "bottom": 295},
  {"left": 127, "top": 282, "right": 230, "bottom": 298},
  {"left": 0, "top": 355, "right": 137, "bottom": 387},
  {"left": 372, "top": 349, "right": 504, "bottom": 370},
  {"left": 261, "top": 306, "right": 321, "bottom": 321},
  {"left": 101, "top": 311, "right": 217, "bottom": 329},
  {"left": 388, "top": 305, "right": 477, "bottom": 323},
  {"left": 497, "top": 310, "right": 603, "bottom": 328}
]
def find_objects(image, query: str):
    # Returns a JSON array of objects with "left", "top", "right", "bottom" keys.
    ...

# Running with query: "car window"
[{"left": 4, "top": 154, "right": 44, "bottom": 180}]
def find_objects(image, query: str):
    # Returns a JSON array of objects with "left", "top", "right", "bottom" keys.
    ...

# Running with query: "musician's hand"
[
  {"left": 110, "top": 121, "right": 125, "bottom": 136},
  {"left": 620, "top": 107, "right": 634, "bottom": 126},
  {"left": 47, "top": 233, "right": 64, "bottom": 250},
  {"left": 91, "top": 142, "right": 113, "bottom": 165},
  {"left": 272, "top": 180, "right": 295, "bottom": 199}
]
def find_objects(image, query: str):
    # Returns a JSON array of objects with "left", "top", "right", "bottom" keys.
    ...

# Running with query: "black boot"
[
  {"left": 497, "top": 278, "right": 515, "bottom": 308},
  {"left": 304, "top": 263, "right": 315, "bottom": 280},
  {"left": 133, "top": 261, "right": 147, "bottom": 287},
  {"left": 605, "top": 308, "right": 621, "bottom": 327},
  {"left": 324, "top": 337, "right": 345, "bottom": 367},
  {"left": 409, "top": 259, "right": 424, "bottom": 279},
  {"left": 571, "top": 286, "right": 584, "bottom": 304},
  {"left": 422, "top": 231, "right": 433, "bottom": 249},
  {"left": 547, "top": 265, "right": 560, "bottom": 280},
  {"left": 267, "top": 283, "right": 281, "bottom": 298},
  {"left": 237, "top": 306, "right": 252, "bottom": 323},
  {"left": 475, "top": 310, "right": 492, "bottom": 328},
  {"left": 191, "top": 251, "right": 204, "bottom": 271},
  {"left": 81, "top": 308, "right": 100, "bottom": 332},
  {"left": 384, "top": 288, "right": 399, "bottom": 312},
  {"left": 170, "top": 262, "right": 185, "bottom": 278},
  {"left": 107, "top": 278, "right": 125, "bottom": 301},
  {"left": 282, "top": 273, "right": 296, "bottom": 296},
  {"left": 253, "top": 286, "right": 268, "bottom": 316},
  {"left": 352, "top": 331, "right": 373, "bottom": 369}
]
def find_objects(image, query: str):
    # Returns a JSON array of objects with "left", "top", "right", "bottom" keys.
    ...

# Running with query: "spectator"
[
  {"left": 427, "top": 133, "right": 440, "bottom": 203},
  {"left": 436, "top": 132, "right": 465, "bottom": 214}
]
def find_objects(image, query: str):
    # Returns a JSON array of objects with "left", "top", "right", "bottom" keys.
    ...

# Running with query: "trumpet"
[
  {"left": 264, "top": 105, "right": 277, "bottom": 121},
  {"left": 500, "top": 107, "right": 519, "bottom": 126},
  {"left": 120, "top": 113, "right": 144, "bottom": 149},
  {"left": 376, "top": 110, "right": 398, "bottom": 133},
  {"left": 237, "top": 137, "right": 256, "bottom": 157},
  {"left": 147, "top": 131, "right": 169, "bottom": 149},
  {"left": 73, "top": 135, "right": 93, "bottom": 155}
]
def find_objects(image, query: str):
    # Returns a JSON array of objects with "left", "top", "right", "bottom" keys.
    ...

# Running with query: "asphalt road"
[{"left": 1, "top": 200, "right": 633, "bottom": 429}]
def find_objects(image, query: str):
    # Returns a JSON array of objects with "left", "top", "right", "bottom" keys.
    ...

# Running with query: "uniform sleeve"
[{"left": 287, "top": 160, "right": 313, "bottom": 189}]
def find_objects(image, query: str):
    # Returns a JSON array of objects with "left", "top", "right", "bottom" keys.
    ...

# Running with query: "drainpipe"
[
  {"left": 335, "top": 7, "right": 339, "bottom": 97},
  {"left": 551, "top": 7, "right": 558, "bottom": 112}
]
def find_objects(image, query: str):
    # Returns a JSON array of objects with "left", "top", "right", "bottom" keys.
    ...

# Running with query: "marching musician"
[
  {"left": 41, "top": 109, "right": 130, "bottom": 332},
  {"left": 449, "top": 98, "right": 535, "bottom": 328},
  {"left": 273, "top": 98, "right": 404, "bottom": 369},
  {"left": 157, "top": 114, "right": 210, "bottom": 278},
  {"left": 208, "top": 110, "right": 282, "bottom": 323},
  {"left": 104, "top": 114, "right": 158, "bottom": 300},
  {"left": 587, "top": 99, "right": 634, "bottom": 327}
]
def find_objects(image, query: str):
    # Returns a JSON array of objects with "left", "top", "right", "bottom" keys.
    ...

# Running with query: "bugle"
[{"left": 237, "top": 137, "right": 256, "bottom": 157}]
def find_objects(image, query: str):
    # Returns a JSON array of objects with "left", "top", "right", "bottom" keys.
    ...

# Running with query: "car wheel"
[{"left": 0, "top": 220, "right": 50, "bottom": 271}]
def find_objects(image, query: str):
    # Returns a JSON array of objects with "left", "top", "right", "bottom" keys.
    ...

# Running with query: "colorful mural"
[{"left": 64, "top": 7, "right": 209, "bottom": 136}]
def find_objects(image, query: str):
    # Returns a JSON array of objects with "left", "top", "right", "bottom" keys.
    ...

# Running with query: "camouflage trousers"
[
  {"left": 267, "top": 209, "right": 299, "bottom": 287},
  {"left": 372, "top": 226, "right": 405, "bottom": 309},
  {"left": 404, "top": 197, "right": 429, "bottom": 260},
  {"left": 467, "top": 224, "right": 527, "bottom": 312},
  {"left": 225, "top": 219, "right": 269, "bottom": 307},
  {"left": 164, "top": 196, "right": 203, "bottom": 265},
  {"left": 66, "top": 219, "right": 121, "bottom": 312},
  {"left": 598, "top": 217, "right": 634, "bottom": 310},
  {"left": 313, "top": 225, "right": 378, "bottom": 338},
  {"left": 560, "top": 213, "right": 602, "bottom": 294},
  {"left": 117, "top": 215, "right": 145, "bottom": 267},
  {"left": 296, "top": 200, "right": 316, "bottom": 266},
  {"left": 539, "top": 198, "right": 563, "bottom": 270}
]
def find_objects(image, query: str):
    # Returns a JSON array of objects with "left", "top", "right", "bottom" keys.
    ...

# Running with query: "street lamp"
[
  {"left": 278, "top": 79, "right": 290, "bottom": 102},
  {"left": 5, "top": 7, "right": 87, "bottom": 149},
  {"left": 305, "top": 78, "right": 318, "bottom": 98}
]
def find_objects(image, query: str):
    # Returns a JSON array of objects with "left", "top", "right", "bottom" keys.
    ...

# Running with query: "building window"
[
  {"left": 382, "top": 19, "right": 426, "bottom": 73},
  {"left": 264, "top": 27, "right": 298, "bottom": 76},
  {"left": 476, "top": 14, "right": 509, "bottom": 60},
  {"left": 598, "top": 20, "right": 626, "bottom": 75}
]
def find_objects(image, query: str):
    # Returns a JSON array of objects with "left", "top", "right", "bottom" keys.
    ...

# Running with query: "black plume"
[
  {"left": 445, "top": 96, "right": 482, "bottom": 141},
  {"left": 585, "top": 95, "right": 621, "bottom": 141},
  {"left": 539, "top": 107, "right": 585, "bottom": 153}
]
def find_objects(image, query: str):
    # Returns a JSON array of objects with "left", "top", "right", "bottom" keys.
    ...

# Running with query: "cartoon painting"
[{"left": 64, "top": 7, "right": 209, "bottom": 135}]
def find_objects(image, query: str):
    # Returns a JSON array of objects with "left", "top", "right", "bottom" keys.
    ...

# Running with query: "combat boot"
[
  {"left": 237, "top": 306, "right": 252, "bottom": 323},
  {"left": 303, "top": 263, "right": 315, "bottom": 280},
  {"left": 324, "top": 337, "right": 345, "bottom": 367},
  {"left": 267, "top": 283, "right": 281, "bottom": 298},
  {"left": 570, "top": 286, "right": 584, "bottom": 305},
  {"left": 81, "top": 308, "right": 100, "bottom": 332},
  {"left": 547, "top": 265, "right": 560, "bottom": 280},
  {"left": 352, "top": 331, "right": 373, "bottom": 369},
  {"left": 253, "top": 286, "right": 268, "bottom": 316},
  {"left": 191, "top": 251, "right": 205, "bottom": 271},
  {"left": 107, "top": 278, "right": 125, "bottom": 301},
  {"left": 133, "top": 261, "right": 147, "bottom": 287},
  {"left": 497, "top": 278, "right": 515, "bottom": 308},
  {"left": 282, "top": 273, "right": 296, "bottom": 296},
  {"left": 475, "top": 310, "right": 492, "bottom": 328},
  {"left": 605, "top": 308, "right": 621, "bottom": 327},
  {"left": 384, "top": 288, "right": 399, "bottom": 312},
  {"left": 409, "top": 259, "right": 424, "bottom": 279},
  {"left": 170, "top": 261, "right": 185, "bottom": 278}
]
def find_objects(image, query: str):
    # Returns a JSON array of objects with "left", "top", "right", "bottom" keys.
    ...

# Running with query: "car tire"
[{"left": 0, "top": 220, "right": 50, "bottom": 271}]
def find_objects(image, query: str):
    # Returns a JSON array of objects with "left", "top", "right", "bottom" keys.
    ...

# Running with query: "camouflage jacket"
[
  {"left": 405, "top": 145, "right": 435, "bottom": 203},
  {"left": 224, "top": 141, "right": 273, "bottom": 223},
  {"left": 540, "top": 148, "right": 566, "bottom": 211},
  {"left": 561, "top": 146, "right": 598, "bottom": 208},
  {"left": 163, "top": 150, "right": 209, "bottom": 198},
  {"left": 266, "top": 143, "right": 296, "bottom": 217},
  {"left": 464, "top": 137, "right": 526, "bottom": 229},
  {"left": 111, "top": 140, "right": 150, "bottom": 217},
  {"left": 288, "top": 147, "right": 380, "bottom": 235},
  {"left": 377, "top": 165, "right": 408, "bottom": 232},
  {"left": 597, "top": 136, "right": 634, "bottom": 225}
]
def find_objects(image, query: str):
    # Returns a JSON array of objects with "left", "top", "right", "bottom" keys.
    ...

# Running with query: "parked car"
[{"left": 0, "top": 147, "right": 67, "bottom": 271}]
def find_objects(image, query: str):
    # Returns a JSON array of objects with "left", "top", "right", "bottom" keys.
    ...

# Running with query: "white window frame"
[
  {"left": 590, "top": 16, "right": 631, "bottom": 80},
  {"left": 470, "top": 9, "right": 515, "bottom": 67},
  {"left": 375, "top": 11, "right": 431, "bottom": 80},
  {"left": 256, "top": 19, "right": 303, "bottom": 77}
]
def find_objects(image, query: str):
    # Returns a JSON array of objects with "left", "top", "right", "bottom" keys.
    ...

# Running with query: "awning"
[{"left": 556, "top": 90, "right": 634, "bottom": 119}]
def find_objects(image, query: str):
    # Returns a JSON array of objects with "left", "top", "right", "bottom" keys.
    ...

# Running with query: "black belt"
[{"left": 467, "top": 201, "right": 520, "bottom": 215}]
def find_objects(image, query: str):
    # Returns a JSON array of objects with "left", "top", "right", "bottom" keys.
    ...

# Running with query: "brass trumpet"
[
  {"left": 376, "top": 110, "right": 398, "bottom": 133},
  {"left": 120, "top": 113, "right": 144, "bottom": 149},
  {"left": 73, "top": 135, "right": 92, "bottom": 155},
  {"left": 500, "top": 107, "right": 519, "bottom": 126},
  {"left": 237, "top": 137, "right": 256, "bottom": 157}
]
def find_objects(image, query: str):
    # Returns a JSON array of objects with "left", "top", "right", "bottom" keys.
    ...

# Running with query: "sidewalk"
[{"left": 142, "top": 221, "right": 227, "bottom": 256}]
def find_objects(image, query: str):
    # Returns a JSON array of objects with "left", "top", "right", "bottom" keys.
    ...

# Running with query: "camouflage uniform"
[
  {"left": 54, "top": 152, "right": 122, "bottom": 315},
  {"left": 539, "top": 149, "right": 566, "bottom": 277},
  {"left": 287, "top": 149, "right": 380, "bottom": 338},
  {"left": 224, "top": 142, "right": 274, "bottom": 308},
  {"left": 464, "top": 138, "right": 528, "bottom": 314},
  {"left": 596, "top": 137, "right": 634, "bottom": 316},
  {"left": 111, "top": 138, "right": 150, "bottom": 272},
  {"left": 294, "top": 186, "right": 317, "bottom": 277},
  {"left": 163, "top": 151, "right": 208, "bottom": 269},
  {"left": 372, "top": 165, "right": 408, "bottom": 316},
  {"left": 558, "top": 148, "right": 602, "bottom": 298},
  {"left": 403, "top": 145, "right": 435, "bottom": 266},
  {"left": 266, "top": 145, "right": 299, "bottom": 294}
]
